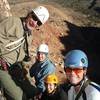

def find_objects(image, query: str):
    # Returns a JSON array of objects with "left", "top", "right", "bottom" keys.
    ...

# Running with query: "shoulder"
[
  {"left": 87, "top": 82, "right": 100, "bottom": 92},
  {"left": 41, "top": 61, "right": 55, "bottom": 75},
  {"left": 58, "top": 86, "right": 67, "bottom": 94},
  {"left": 57, "top": 86, "right": 68, "bottom": 100},
  {"left": 4, "top": 16, "right": 20, "bottom": 22},
  {"left": 45, "top": 62, "right": 55, "bottom": 73},
  {"left": 85, "top": 82, "right": 100, "bottom": 99},
  {"left": 9, "top": 16, "right": 20, "bottom": 21},
  {"left": 45, "top": 59, "right": 55, "bottom": 68},
  {"left": 10, "top": 17, "right": 22, "bottom": 25},
  {"left": 0, "top": 16, "right": 22, "bottom": 30},
  {"left": 60, "top": 82, "right": 71, "bottom": 93},
  {"left": 0, "top": 16, "right": 20, "bottom": 25}
]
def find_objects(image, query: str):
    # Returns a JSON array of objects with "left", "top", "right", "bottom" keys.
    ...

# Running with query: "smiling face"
[
  {"left": 65, "top": 67, "right": 86, "bottom": 85},
  {"left": 45, "top": 83, "right": 56, "bottom": 94},
  {"left": 36, "top": 52, "right": 47, "bottom": 62},
  {"left": 25, "top": 13, "right": 42, "bottom": 31},
  {"left": 26, "top": 16, "right": 38, "bottom": 31}
]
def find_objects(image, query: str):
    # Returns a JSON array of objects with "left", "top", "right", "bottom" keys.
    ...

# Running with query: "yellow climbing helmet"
[{"left": 45, "top": 74, "right": 58, "bottom": 84}]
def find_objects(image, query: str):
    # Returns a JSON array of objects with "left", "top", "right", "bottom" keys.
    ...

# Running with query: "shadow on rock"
[{"left": 94, "top": 7, "right": 100, "bottom": 14}]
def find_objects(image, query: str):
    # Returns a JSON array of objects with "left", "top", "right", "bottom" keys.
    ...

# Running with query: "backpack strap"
[
  {"left": 90, "top": 82, "right": 100, "bottom": 92},
  {"left": 75, "top": 79, "right": 91, "bottom": 100},
  {"left": 23, "top": 31, "right": 31, "bottom": 62},
  {"left": 5, "top": 37, "right": 25, "bottom": 52},
  {"left": 20, "top": 17, "right": 31, "bottom": 62},
  {"left": 0, "top": 37, "right": 25, "bottom": 56}
]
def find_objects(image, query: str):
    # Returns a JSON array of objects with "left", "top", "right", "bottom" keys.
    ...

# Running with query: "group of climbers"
[{"left": 0, "top": 4, "right": 100, "bottom": 100}]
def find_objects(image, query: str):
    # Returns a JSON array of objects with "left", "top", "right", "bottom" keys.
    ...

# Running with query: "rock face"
[
  {"left": 1, "top": 0, "right": 100, "bottom": 84},
  {"left": 0, "top": 0, "right": 12, "bottom": 21}
]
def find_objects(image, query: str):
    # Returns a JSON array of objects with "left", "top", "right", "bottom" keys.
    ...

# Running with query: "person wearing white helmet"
[
  {"left": 30, "top": 43, "right": 56, "bottom": 99},
  {"left": 62, "top": 49, "right": 100, "bottom": 100},
  {"left": 0, "top": 6, "right": 49, "bottom": 100},
  {"left": 36, "top": 43, "right": 49, "bottom": 62}
]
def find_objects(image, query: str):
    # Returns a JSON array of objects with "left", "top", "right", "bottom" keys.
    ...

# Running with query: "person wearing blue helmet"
[{"left": 63, "top": 49, "right": 100, "bottom": 100}]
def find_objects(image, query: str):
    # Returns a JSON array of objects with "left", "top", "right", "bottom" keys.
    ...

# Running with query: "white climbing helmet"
[
  {"left": 32, "top": 6, "right": 49, "bottom": 24},
  {"left": 37, "top": 43, "right": 49, "bottom": 53}
]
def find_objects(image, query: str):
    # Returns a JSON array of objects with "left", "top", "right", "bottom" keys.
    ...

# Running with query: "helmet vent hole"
[{"left": 81, "top": 58, "right": 85, "bottom": 63}]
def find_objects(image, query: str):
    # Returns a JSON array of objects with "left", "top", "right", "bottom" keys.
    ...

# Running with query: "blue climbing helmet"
[{"left": 64, "top": 50, "right": 88, "bottom": 69}]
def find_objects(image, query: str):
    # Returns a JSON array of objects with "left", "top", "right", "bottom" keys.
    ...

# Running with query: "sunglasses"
[
  {"left": 65, "top": 67, "right": 83, "bottom": 74},
  {"left": 31, "top": 14, "right": 42, "bottom": 26}
]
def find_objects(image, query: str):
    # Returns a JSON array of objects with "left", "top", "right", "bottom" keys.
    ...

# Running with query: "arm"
[{"left": 0, "top": 70, "right": 23, "bottom": 100}]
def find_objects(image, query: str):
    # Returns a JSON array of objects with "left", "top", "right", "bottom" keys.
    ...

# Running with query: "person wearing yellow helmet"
[
  {"left": 40, "top": 74, "right": 67, "bottom": 100},
  {"left": 44, "top": 74, "right": 59, "bottom": 94}
]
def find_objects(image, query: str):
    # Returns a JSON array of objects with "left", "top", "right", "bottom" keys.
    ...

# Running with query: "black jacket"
[{"left": 41, "top": 86, "right": 67, "bottom": 100}]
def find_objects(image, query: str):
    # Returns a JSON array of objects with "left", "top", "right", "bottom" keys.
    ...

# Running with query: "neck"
[
  {"left": 72, "top": 79, "right": 84, "bottom": 93},
  {"left": 74, "top": 84, "right": 81, "bottom": 93},
  {"left": 74, "top": 78, "right": 85, "bottom": 93}
]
